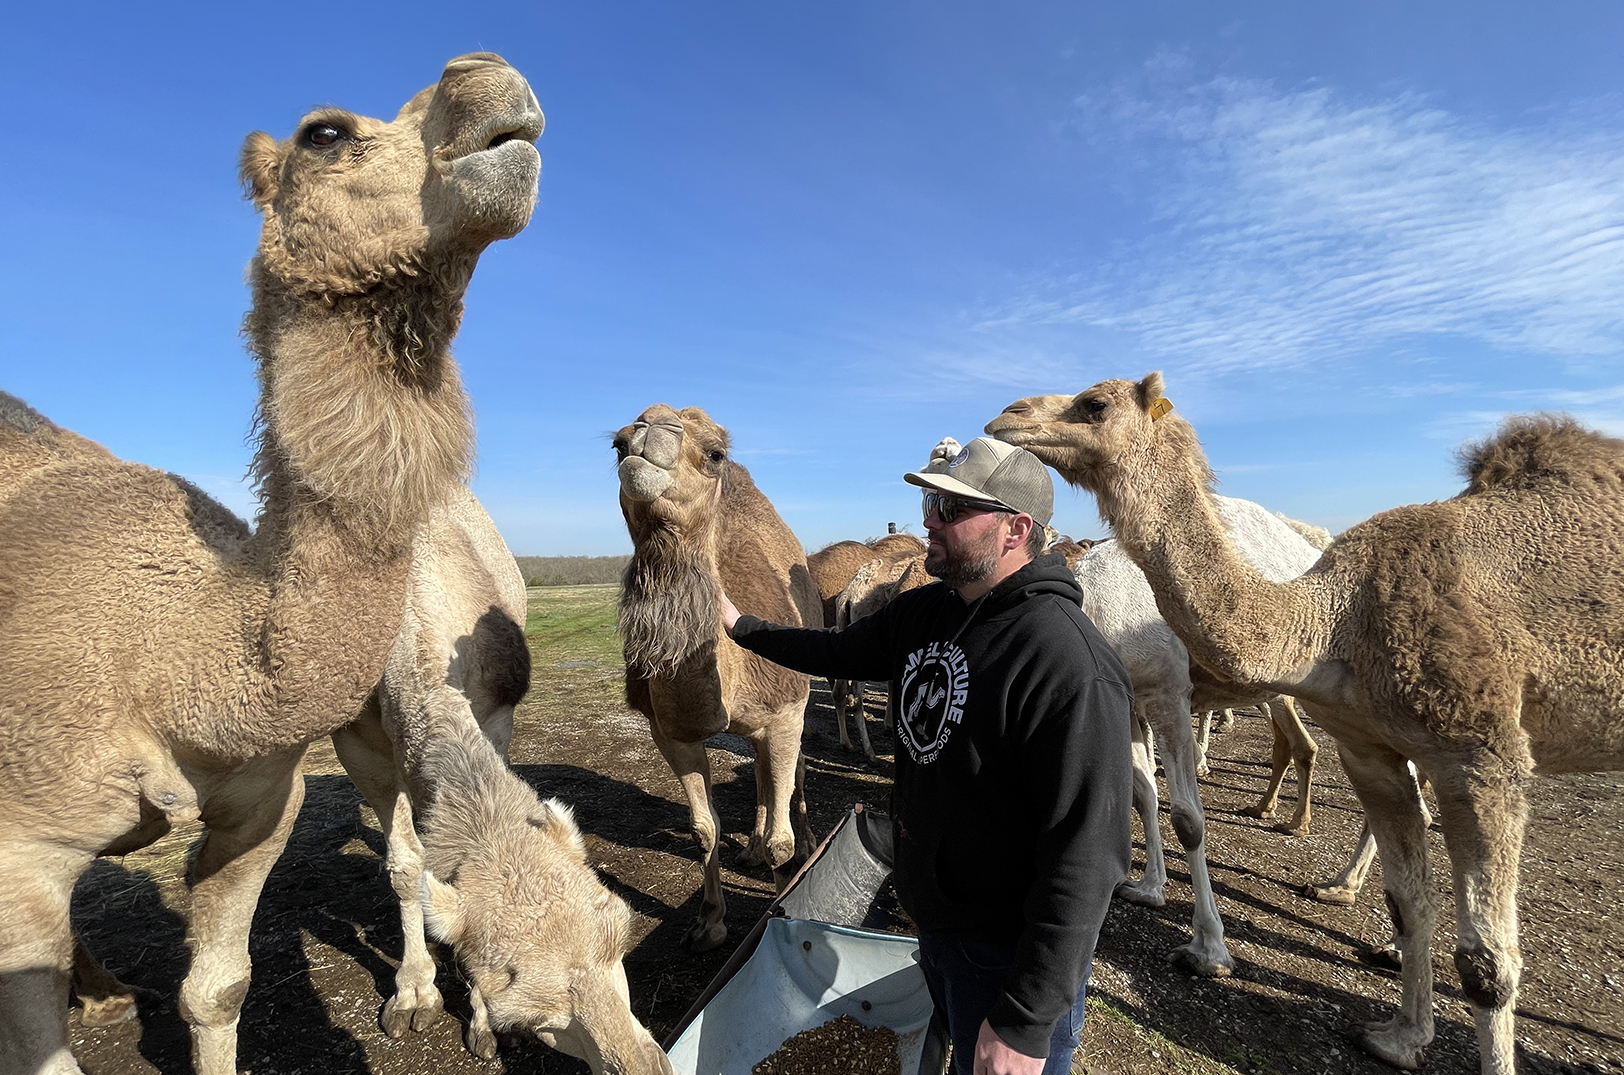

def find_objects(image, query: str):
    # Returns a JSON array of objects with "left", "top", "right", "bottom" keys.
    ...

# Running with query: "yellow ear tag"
[{"left": 1149, "top": 397, "right": 1174, "bottom": 421}]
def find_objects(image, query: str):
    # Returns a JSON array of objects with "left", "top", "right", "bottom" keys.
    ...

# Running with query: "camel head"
[
  {"left": 420, "top": 795, "right": 672, "bottom": 1075},
  {"left": 613, "top": 404, "right": 732, "bottom": 539},
  {"left": 985, "top": 372, "right": 1211, "bottom": 497},
  {"left": 239, "top": 52, "right": 544, "bottom": 298}
]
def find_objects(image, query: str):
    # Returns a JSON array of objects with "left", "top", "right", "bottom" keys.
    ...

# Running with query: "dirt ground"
[{"left": 69, "top": 585, "right": 1624, "bottom": 1075}]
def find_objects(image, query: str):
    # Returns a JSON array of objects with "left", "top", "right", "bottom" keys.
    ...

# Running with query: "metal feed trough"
[{"left": 663, "top": 805, "right": 950, "bottom": 1075}]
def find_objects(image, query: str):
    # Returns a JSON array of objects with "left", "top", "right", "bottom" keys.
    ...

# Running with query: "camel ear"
[
  {"left": 1136, "top": 372, "right": 1166, "bottom": 411},
  {"left": 239, "top": 131, "right": 281, "bottom": 207},
  {"left": 420, "top": 869, "right": 466, "bottom": 944}
]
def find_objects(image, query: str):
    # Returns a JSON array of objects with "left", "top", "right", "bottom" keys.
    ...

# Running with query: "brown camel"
[
  {"left": 831, "top": 551, "right": 932, "bottom": 758},
  {"left": 614, "top": 405, "right": 820, "bottom": 951},
  {"left": 988, "top": 372, "right": 1624, "bottom": 1075},
  {"left": 0, "top": 54, "right": 542, "bottom": 1075},
  {"left": 807, "top": 534, "right": 925, "bottom": 754}
]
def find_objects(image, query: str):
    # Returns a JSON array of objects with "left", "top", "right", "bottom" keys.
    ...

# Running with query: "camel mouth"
[
  {"left": 451, "top": 110, "right": 545, "bottom": 164},
  {"left": 983, "top": 416, "right": 1034, "bottom": 443},
  {"left": 618, "top": 457, "right": 674, "bottom": 503}
]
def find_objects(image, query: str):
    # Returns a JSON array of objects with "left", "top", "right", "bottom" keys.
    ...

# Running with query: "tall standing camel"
[
  {"left": 0, "top": 54, "right": 542, "bottom": 1075},
  {"left": 988, "top": 373, "right": 1624, "bottom": 1075},
  {"left": 614, "top": 405, "right": 820, "bottom": 951}
]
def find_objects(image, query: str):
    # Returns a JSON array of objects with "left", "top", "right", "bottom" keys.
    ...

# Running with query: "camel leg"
[
  {"left": 648, "top": 728, "right": 727, "bottom": 952},
  {"left": 1116, "top": 707, "right": 1168, "bottom": 908},
  {"left": 1193, "top": 710, "right": 1216, "bottom": 777},
  {"left": 832, "top": 679, "right": 856, "bottom": 752},
  {"left": 71, "top": 934, "right": 140, "bottom": 1028},
  {"left": 853, "top": 684, "right": 876, "bottom": 761},
  {"left": 465, "top": 979, "right": 498, "bottom": 1060},
  {"left": 331, "top": 722, "right": 445, "bottom": 1040},
  {"left": 1307, "top": 819, "right": 1378, "bottom": 906},
  {"left": 1150, "top": 691, "right": 1233, "bottom": 977},
  {"left": 750, "top": 709, "right": 811, "bottom": 888},
  {"left": 0, "top": 844, "right": 89, "bottom": 1075},
  {"left": 1338, "top": 742, "right": 1435, "bottom": 1071},
  {"left": 1432, "top": 763, "right": 1527, "bottom": 1075},
  {"left": 1247, "top": 697, "right": 1318, "bottom": 836},
  {"left": 180, "top": 747, "right": 307, "bottom": 1075}
]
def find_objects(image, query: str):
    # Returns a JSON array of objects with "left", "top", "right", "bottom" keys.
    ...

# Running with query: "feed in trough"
[{"left": 751, "top": 1015, "right": 901, "bottom": 1075}]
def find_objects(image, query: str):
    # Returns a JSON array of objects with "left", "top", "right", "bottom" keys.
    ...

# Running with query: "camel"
[
  {"left": 614, "top": 405, "right": 820, "bottom": 951},
  {"left": 830, "top": 551, "right": 932, "bottom": 758},
  {"left": 988, "top": 373, "right": 1624, "bottom": 1075},
  {"left": 0, "top": 54, "right": 542, "bottom": 1075},
  {"left": 806, "top": 534, "right": 924, "bottom": 753},
  {"left": 415, "top": 712, "right": 673, "bottom": 1074}
]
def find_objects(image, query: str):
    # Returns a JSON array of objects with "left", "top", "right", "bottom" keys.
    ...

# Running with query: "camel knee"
[
  {"left": 1170, "top": 806, "right": 1204, "bottom": 850},
  {"left": 1454, "top": 944, "right": 1517, "bottom": 1009},
  {"left": 178, "top": 976, "right": 250, "bottom": 1029}
]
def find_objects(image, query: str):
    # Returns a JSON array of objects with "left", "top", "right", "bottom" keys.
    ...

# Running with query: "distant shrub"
[{"left": 514, "top": 555, "right": 631, "bottom": 587}]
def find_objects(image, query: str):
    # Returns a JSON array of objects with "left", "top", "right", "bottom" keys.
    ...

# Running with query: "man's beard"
[{"left": 925, "top": 531, "right": 1000, "bottom": 589}]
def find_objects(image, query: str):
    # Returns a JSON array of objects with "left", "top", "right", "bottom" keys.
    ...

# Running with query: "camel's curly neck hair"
[
  {"left": 617, "top": 466, "right": 738, "bottom": 679},
  {"left": 244, "top": 257, "right": 476, "bottom": 558}
]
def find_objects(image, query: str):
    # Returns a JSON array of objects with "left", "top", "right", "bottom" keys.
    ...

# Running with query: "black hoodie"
[{"left": 731, "top": 552, "right": 1132, "bottom": 1057}]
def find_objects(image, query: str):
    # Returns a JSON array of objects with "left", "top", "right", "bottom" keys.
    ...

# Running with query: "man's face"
[{"left": 922, "top": 499, "right": 1011, "bottom": 588}]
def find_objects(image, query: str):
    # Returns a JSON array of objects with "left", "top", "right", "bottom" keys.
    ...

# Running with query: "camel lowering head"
[
  {"left": 419, "top": 742, "right": 670, "bottom": 1075},
  {"left": 985, "top": 372, "right": 1214, "bottom": 499},
  {"left": 240, "top": 52, "right": 543, "bottom": 297}
]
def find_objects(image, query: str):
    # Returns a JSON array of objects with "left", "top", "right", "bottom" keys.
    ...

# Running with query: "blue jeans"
[{"left": 916, "top": 933, "right": 1091, "bottom": 1075}]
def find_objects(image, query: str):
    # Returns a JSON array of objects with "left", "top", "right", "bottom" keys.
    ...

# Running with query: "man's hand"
[
  {"left": 973, "top": 1021, "right": 1044, "bottom": 1075},
  {"left": 719, "top": 590, "right": 741, "bottom": 637}
]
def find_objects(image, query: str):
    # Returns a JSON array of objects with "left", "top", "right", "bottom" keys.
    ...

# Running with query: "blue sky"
[{"left": 3, "top": 3, "right": 1621, "bottom": 553}]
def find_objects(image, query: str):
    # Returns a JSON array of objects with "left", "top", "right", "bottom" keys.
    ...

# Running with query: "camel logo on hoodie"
[{"left": 897, "top": 641, "right": 970, "bottom": 764}]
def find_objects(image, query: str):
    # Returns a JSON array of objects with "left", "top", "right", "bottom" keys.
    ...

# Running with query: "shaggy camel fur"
[
  {"left": 807, "top": 534, "right": 925, "bottom": 751},
  {"left": 0, "top": 54, "right": 542, "bottom": 1075},
  {"left": 989, "top": 373, "right": 1624, "bottom": 1075},
  {"left": 614, "top": 405, "right": 820, "bottom": 951},
  {"left": 417, "top": 717, "right": 673, "bottom": 1074},
  {"left": 332, "top": 489, "right": 666, "bottom": 1070}
]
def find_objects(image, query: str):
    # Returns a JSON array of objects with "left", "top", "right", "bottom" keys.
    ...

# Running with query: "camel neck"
[{"left": 1090, "top": 440, "right": 1325, "bottom": 690}]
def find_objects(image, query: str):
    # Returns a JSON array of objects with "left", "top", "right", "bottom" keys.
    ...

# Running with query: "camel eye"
[
  {"left": 301, "top": 123, "right": 347, "bottom": 149},
  {"left": 1084, "top": 398, "right": 1107, "bottom": 415},
  {"left": 708, "top": 449, "right": 726, "bottom": 463}
]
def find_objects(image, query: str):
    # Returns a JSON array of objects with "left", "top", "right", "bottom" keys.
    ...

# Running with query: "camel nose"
[
  {"left": 1001, "top": 400, "right": 1032, "bottom": 416},
  {"left": 442, "top": 52, "right": 513, "bottom": 77}
]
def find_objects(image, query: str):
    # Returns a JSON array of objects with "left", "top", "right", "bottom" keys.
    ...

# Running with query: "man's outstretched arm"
[{"left": 720, "top": 589, "right": 897, "bottom": 683}]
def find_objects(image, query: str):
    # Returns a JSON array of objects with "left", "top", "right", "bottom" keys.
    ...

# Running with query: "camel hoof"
[
  {"left": 1114, "top": 880, "right": 1167, "bottom": 908},
  {"left": 381, "top": 992, "right": 443, "bottom": 1038},
  {"left": 1241, "top": 805, "right": 1273, "bottom": 821},
  {"left": 1359, "top": 945, "right": 1403, "bottom": 972},
  {"left": 1303, "top": 883, "right": 1358, "bottom": 906},
  {"left": 737, "top": 839, "right": 768, "bottom": 868},
  {"left": 79, "top": 992, "right": 141, "bottom": 1028},
  {"left": 1272, "top": 820, "right": 1311, "bottom": 838},
  {"left": 1168, "top": 944, "right": 1234, "bottom": 978},
  {"left": 681, "top": 919, "right": 728, "bottom": 953},
  {"left": 1353, "top": 1023, "right": 1426, "bottom": 1070},
  {"left": 466, "top": 1023, "right": 498, "bottom": 1060}
]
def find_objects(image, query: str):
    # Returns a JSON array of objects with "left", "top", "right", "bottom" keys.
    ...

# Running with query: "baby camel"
[
  {"left": 989, "top": 373, "right": 1624, "bottom": 1075},
  {"left": 614, "top": 405, "right": 819, "bottom": 951}
]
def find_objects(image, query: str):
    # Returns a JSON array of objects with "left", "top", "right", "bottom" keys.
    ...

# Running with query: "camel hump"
[
  {"left": 0, "top": 391, "right": 115, "bottom": 502},
  {"left": 1458, "top": 414, "right": 1624, "bottom": 495}
]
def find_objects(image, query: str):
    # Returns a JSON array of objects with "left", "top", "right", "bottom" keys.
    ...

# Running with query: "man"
[{"left": 719, "top": 436, "right": 1133, "bottom": 1075}]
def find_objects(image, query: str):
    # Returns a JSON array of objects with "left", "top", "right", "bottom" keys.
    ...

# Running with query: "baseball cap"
[{"left": 903, "top": 436, "right": 1054, "bottom": 525}]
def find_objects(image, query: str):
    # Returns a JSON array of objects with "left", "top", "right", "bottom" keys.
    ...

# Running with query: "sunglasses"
[{"left": 921, "top": 490, "right": 1016, "bottom": 524}]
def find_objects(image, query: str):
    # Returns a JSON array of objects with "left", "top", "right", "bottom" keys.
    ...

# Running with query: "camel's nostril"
[{"left": 1003, "top": 402, "right": 1030, "bottom": 415}]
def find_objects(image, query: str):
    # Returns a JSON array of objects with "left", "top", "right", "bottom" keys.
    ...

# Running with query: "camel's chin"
[{"left": 443, "top": 140, "right": 542, "bottom": 238}]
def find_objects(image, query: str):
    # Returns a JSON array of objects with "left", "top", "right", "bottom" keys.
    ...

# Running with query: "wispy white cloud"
[
  {"left": 1425, "top": 383, "right": 1624, "bottom": 442},
  {"left": 988, "top": 60, "right": 1624, "bottom": 372}
]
